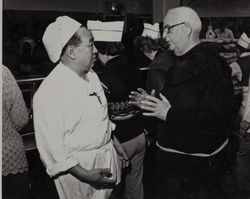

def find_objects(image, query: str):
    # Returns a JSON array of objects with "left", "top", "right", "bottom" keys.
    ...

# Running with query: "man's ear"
[
  {"left": 65, "top": 45, "right": 77, "bottom": 59},
  {"left": 184, "top": 23, "right": 192, "bottom": 37}
]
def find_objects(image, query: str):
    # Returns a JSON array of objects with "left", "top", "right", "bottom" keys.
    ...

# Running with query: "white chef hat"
[
  {"left": 87, "top": 20, "right": 124, "bottom": 42},
  {"left": 237, "top": 32, "right": 250, "bottom": 49},
  {"left": 42, "top": 16, "right": 82, "bottom": 63},
  {"left": 142, "top": 23, "right": 160, "bottom": 39}
]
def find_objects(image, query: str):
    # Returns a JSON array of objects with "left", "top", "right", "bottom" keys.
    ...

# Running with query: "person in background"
[
  {"left": 229, "top": 32, "right": 250, "bottom": 196},
  {"left": 133, "top": 23, "right": 175, "bottom": 150},
  {"left": 2, "top": 64, "right": 30, "bottom": 199},
  {"left": 230, "top": 33, "right": 250, "bottom": 121},
  {"left": 214, "top": 19, "right": 235, "bottom": 40},
  {"left": 129, "top": 7, "right": 234, "bottom": 199},
  {"left": 133, "top": 23, "right": 175, "bottom": 95},
  {"left": 88, "top": 20, "right": 146, "bottom": 199},
  {"left": 237, "top": 78, "right": 250, "bottom": 197},
  {"left": 205, "top": 23, "right": 216, "bottom": 39},
  {"left": 33, "top": 16, "right": 128, "bottom": 199}
]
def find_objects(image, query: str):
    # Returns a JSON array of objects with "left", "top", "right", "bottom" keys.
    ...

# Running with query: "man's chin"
[
  {"left": 169, "top": 45, "right": 174, "bottom": 51},
  {"left": 88, "top": 63, "right": 94, "bottom": 71}
]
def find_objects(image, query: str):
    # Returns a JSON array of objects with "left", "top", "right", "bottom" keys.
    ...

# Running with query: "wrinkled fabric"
[
  {"left": 33, "top": 62, "right": 121, "bottom": 198},
  {"left": 54, "top": 141, "right": 121, "bottom": 199}
]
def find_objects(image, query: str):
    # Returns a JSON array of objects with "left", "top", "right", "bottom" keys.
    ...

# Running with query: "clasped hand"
[
  {"left": 129, "top": 88, "right": 171, "bottom": 121},
  {"left": 86, "top": 168, "right": 116, "bottom": 189},
  {"left": 68, "top": 164, "right": 117, "bottom": 190},
  {"left": 87, "top": 136, "right": 129, "bottom": 189}
]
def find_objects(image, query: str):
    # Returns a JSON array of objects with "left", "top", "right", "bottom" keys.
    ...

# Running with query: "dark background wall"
[
  {"left": 152, "top": 0, "right": 250, "bottom": 39},
  {"left": 153, "top": 0, "right": 250, "bottom": 22},
  {"left": 190, "top": 0, "right": 250, "bottom": 17},
  {"left": 3, "top": 0, "right": 152, "bottom": 14},
  {"left": 2, "top": 0, "right": 153, "bottom": 77},
  {"left": 3, "top": 0, "right": 250, "bottom": 77}
]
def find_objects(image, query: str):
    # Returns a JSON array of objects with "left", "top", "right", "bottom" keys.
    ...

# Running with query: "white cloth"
[
  {"left": 33, "top": 62, "right": 121, "bottom": 199},
  {"left": 42, "top": 16, "right": 81, "bottom": 63},
  {"left": 240, "top": 52, "right": 250, "bottom": 58},
  {"left": 156, "top": 139, "right": 228, "bottom": 157},
  {"left": 237, "top": 32, "right": 250, "bottom": 49},
  {"left": 87, "top": 20, "right": 124, "bottom": 42},
  {"left": 229, "top": 61, "right": 242, "bottom": 82},
  {"left": 54, "top": 141, "right": 119, "bottom": 199},
  {"left": 142, "top": 23, "right": 160, "bottom": 39}
]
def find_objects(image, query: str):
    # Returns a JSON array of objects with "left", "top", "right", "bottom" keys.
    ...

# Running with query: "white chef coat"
[{"left": 33, "top": 62, "right": 121, "bottom": 199}]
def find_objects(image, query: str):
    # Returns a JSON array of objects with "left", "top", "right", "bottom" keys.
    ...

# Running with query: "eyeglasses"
[{"left": 162, "top": 22, "right": 186, "bottom": 34}]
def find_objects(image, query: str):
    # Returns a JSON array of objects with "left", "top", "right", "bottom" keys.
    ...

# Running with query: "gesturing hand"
[
  {"left": 139, "top": 93, "right": 171, "bottom": 121},
  {"left": 129, "top": 88, "right": 155, "bottom": 108}
]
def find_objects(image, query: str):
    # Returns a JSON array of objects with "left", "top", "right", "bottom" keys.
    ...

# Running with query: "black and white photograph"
[{"left": 2, "top": 0, "right": 250, "bottom": 198}]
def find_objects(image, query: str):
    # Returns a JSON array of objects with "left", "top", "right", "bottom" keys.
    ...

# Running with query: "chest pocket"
[{"left": 84, "top": 92, "right": 108, "bottom": 123}]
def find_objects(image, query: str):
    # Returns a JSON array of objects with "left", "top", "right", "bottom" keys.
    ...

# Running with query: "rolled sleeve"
[
  {"left": 46, "top": 156, "right": 79, "bottom": 177},
  {"left": 229, "top": 62, "right": 242, "bottom": 81},
  {"left": 33, "top": 94, "right": 79, "bottom": 177}
]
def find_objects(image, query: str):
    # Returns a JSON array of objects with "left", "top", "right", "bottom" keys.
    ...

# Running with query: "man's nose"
[
  {"left": 162, "top": 31, "right": 169, "bottom": 41},
  {"left": 93, "top": 45, "right": 98, "bottom": 53}
]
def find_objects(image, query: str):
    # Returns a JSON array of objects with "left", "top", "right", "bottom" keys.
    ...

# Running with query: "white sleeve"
[
  {"left": 229, "top": 62, "right": 242, "bottom": 81},
  {"left": 33, "top": 94, "right": 79, "bottom": 177}
]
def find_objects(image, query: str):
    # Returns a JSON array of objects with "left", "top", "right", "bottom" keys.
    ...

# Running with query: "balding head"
[
  {"left": 165, "top": 7, "right": 201, "bottom": 39},
  {"left": 163, "top": 7, "right": 201, "bottom": 56}
]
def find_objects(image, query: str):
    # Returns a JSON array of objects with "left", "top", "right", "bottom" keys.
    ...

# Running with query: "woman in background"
[
  {"left": 214, "top": 19, "right": 234, "bottom": 40},
  {"left": 2, "top": 65, "right": 30, "bottom": 199},
  {"left": 133, "top": 23, "right": 175, "bottom": 149},
  {"left": 95, "top": 40, "right": 146, "bottom": 199},
  {"left": 133, "top": 23, "right": 175, "bottom": 95},
  {"left": 229, "top": 33, "right": 250, "bottom": 196}
]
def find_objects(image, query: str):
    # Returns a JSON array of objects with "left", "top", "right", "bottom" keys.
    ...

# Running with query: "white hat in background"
[
  {"left": 142, "top": 23, "right": 160, "bottom": 39},
  {"left": 237, "top": 32, "right": 250, "bottom": 49},
  {"left": 42, "top": 16, "right": 82, "bottom": 63},
  {"left": 87, "top": 20, "right": 124, "bottom": 42}
]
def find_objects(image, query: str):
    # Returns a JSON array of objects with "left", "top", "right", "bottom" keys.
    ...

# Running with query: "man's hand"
[
  {"left": 134, "top": 93, "right": 171, "bottom": 121},
  {"left": 113, "top": 135, "right": 129, "bottom": 168},
  {"left": 68, "top": 165, "right": 116, "bottom": 189},
  {"left": 86, "top": 168, "right": 116, "bottom": 189},
  {"left": 129, "top": 88, "right": 155, "bottom": 108}
]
